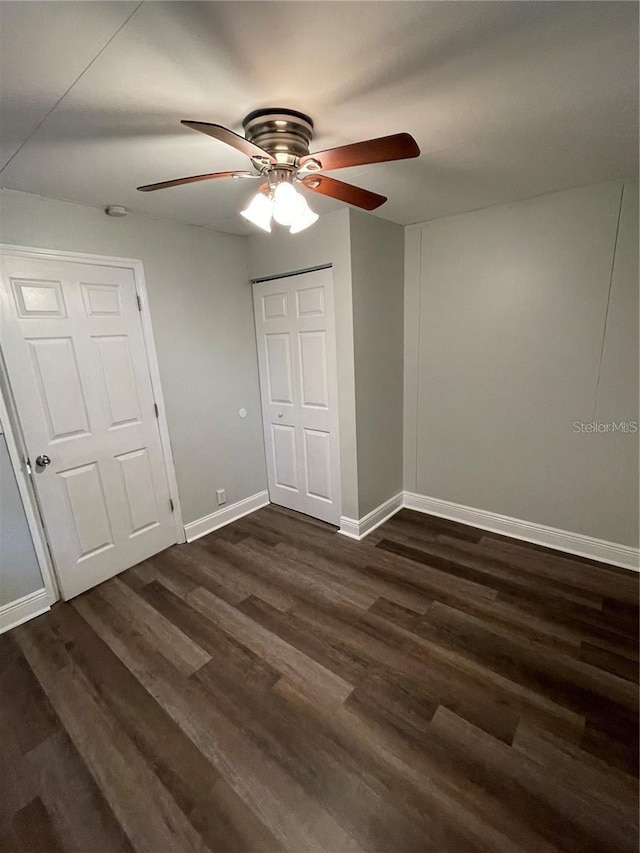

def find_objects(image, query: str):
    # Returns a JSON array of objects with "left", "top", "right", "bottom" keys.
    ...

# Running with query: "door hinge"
[
  {"left": 154, "top": 402, "right": 159, "bottom": 418},
  {"left": 136, "top": 294, "right": 142, "bottom": 311},
  {"left": 169, "top": 498, "right": 175, "bottom": 512}
]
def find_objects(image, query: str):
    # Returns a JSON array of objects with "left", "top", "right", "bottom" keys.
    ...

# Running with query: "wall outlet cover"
[{"left": 216, "top": 488, "right": 227, "bottom": 506}]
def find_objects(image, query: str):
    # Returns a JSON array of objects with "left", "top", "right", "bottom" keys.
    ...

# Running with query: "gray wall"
[
  {"left": 0, "top": 188, "right": 267, "bottom": 526},
  {"left": 588, "top": 183, "right": 640, "bottom": 545},
  {"left": 349, "top": 210, "right": 404, "bottom": 516},
  {"left": 404, "top": 179, "right": 639, "bottom": 547},
  {"left": 247, "top": 209, "right": 360, "bottom": 519},
  {"left": 0, "top": 429, "right": 44, "bottom": 605}
]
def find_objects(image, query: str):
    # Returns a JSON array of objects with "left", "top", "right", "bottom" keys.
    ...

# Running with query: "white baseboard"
[
  {"left": 403, "top": 491, "right": 640, "bottom": 572},
  {"left": 180, "top": 484, "right": 638, "bottom": 571},
  {"left": 339, "top": 492, "right": 404, "bottom": 541},
  {"left": 184, "top": 490, "right": 270, "bottom": 543},
  {"left": 0, "top": 588, "right": 50, "bottom": 634}
]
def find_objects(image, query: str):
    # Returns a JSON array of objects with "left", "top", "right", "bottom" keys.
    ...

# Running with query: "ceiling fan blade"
[
  {"left": 137, "top": 170, "right": 255, "bottom": 192},
  {"left": 301, "top": 175, "right": 387, "bottom": 210},
  {"left": 301, "top": 133, "right": 419, "bottom": 172},
  {"left": 181, "top": 120, "right": 274, "bottom": 162}
]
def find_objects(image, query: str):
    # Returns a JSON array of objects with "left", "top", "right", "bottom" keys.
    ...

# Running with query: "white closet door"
[
  {"left": 253, "top": 268, "right": 342, "bottom": 525},
  {"left": 0, "top": 251, "right": 177, "bottom": 599}
]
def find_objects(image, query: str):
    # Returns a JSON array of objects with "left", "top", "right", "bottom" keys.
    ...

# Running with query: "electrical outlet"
[{"left": 216, "top": 488, "right": 227, "bottom": 506}]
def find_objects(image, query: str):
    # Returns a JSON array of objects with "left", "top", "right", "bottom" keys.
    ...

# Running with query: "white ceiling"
[{"left": 1, "top": 1, "right": 637, "bottom": 235}]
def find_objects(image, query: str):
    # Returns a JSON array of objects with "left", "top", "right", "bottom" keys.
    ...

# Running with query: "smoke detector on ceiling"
[{"left": 105, "top": 205, "right": 127, "bottom": 217}]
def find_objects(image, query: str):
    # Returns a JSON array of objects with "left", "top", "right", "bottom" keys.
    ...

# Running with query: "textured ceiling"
[{"left": 0, "top": 1, "right": 637, "bottom": 235}]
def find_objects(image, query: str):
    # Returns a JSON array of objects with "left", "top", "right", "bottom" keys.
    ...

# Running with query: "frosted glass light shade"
[
  {"left": 290, "top": 198, "right": 319, "bottom": 233},
  {"left": 241, "top": 192, "right": 273, "bottom": 231},
  {"left": 272, "top": 182, "right": 305, "bottom": 226}
]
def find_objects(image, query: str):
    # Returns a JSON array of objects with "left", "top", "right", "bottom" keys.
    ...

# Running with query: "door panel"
[
  {"left": 296, "top": 285, "right": 325, "bottom": 318},
  {"left": 93, "top": 335, "right": 141, "bottom": 428},
  {"left": 272, "top": 423, "right": 299, "bottom": 491},
  {"left": 12, "top": 278, "right": 66, "bottom": 317},
  {"left": 303, "top": 428, "right": 332, "bottom": 502},
  {"left": 115, "top": 448, "right": 159, "bottom": 536},
  {"left": 27, "top": 337, "right": 90, "bottom": 440},
  {"left": 262, "top": 291, "right": 287, "bottom": 320},
  {"left": 0, "top": 251, "right": 177, "bottom": 599},
  {"left": 299, "top": 331, "right": 329, "bottom": 408},
  {"left": 265, "top": 334, "right": 294, "bottom": 404},
  {"left": 253, "top": 269, "right": 341, "bottom": 525},
  {"left": 59, "top": 462, "right": 114, "bottom": 559},
  {"left": 81, "top": 282, "right": 122, "bottom": 316}
]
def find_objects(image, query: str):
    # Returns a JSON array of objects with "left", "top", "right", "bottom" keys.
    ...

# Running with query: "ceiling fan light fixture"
[
  {"left": 141, "top": 109, "right": 419, "bottom": 233},
  {"left": 240, "top": 191, "right": 273, "bottom": 232},
  {"left": 272, "top": 181, "right": 306, "bottom": 226},
  {"left": 139, "top": 109, "right": 418, "bottom": 235},
  {"left": 289, "top": 199, "right": 319, "bottom": 234}
]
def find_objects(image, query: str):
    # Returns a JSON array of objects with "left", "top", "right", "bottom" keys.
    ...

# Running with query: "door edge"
[{"left": 0, "top": 354, "right": 59, "bottom": 605}]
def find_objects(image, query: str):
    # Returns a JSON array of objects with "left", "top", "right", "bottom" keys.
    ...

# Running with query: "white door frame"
[{"left": 0, "top": 244, "right": 186, "bottom": 598}]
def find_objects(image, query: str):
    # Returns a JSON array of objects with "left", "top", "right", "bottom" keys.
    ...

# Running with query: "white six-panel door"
[
  {"left": 0, "top": 250, "right": 177, "bottom": 599},
  {"left": 253, "top": 268, "right": 341, "bottom": 525}
]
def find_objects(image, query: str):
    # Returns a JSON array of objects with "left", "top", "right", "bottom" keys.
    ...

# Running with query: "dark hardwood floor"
[{"left": 1, "top": 505, "right": 638, "bottom": 853}]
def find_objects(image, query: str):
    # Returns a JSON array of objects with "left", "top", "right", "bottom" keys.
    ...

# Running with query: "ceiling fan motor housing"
[{"left": 243, "top": 108, "right": 314, "bottom": 168}]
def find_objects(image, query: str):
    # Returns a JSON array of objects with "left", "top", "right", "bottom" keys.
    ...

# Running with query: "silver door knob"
[{"left": 35, "top": 454, "right": 51, "bottom": 467}]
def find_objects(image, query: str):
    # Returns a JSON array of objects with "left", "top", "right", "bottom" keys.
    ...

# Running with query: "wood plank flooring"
[{"left": 1, "top": 505, "right": 638, "bottom": 852}]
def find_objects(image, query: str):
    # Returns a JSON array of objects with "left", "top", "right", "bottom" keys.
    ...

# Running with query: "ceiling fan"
[{"left": 137, "top": 108, "right": 420, "bottom": 233}]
